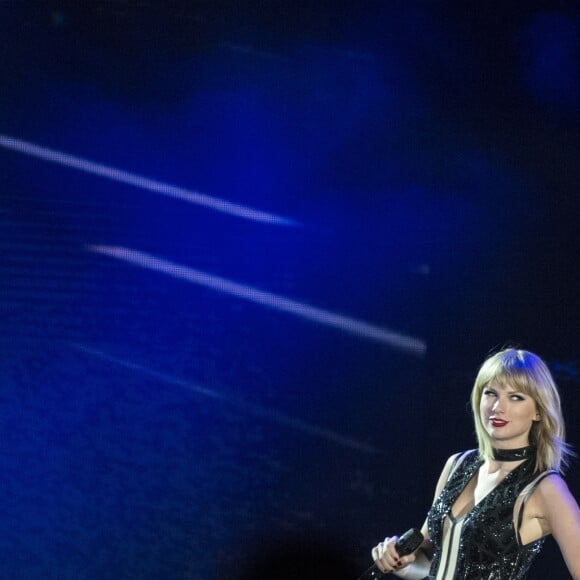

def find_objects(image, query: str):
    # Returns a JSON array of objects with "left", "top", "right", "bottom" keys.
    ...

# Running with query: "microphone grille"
[{"left": 395, "top": 528, "right": 424, "bottom": 556}]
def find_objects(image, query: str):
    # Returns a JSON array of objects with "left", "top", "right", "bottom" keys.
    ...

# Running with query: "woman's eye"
[
  {"left": 511, "top": 395, "right": 524, "bottom": 401},
  {"left": 483, "top": 390, "right": 496, "bottom": 396}
]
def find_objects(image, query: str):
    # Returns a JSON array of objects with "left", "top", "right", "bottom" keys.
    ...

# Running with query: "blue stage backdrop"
[{"left": 1, "top": 2, "right": 579, "bottom": 579}]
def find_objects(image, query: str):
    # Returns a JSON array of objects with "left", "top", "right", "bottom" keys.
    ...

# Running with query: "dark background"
[{"left": 1, "top": 1, "right": 579, "bottom": 578}]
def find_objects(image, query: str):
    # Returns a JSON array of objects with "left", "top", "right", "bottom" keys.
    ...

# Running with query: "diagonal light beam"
[
  {"left": 88, "top": 245, "right": 427, "bottom": 357},
  {"left": 0, "top": 134, "right": 297, "bottom": 226},
  {"left": 71, "top": 342, "right": 382, "bottom": 455}
]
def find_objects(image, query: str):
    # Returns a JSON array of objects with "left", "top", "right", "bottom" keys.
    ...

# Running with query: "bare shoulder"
[
  {"left": 535, "top": 473, "right": 574, "bottom": 500},
  {"left": 443, "top": 449, "right": 476, "bottom": 469},
  {"left": 533, "top": 472, "right": 580, "bottom": 518},
  {"left": 532, "top": 473, "right": 580, "bottom": 577},
  {"left": 439, "top": 451, "right": 464, "bottom": 479},
  {"left": 444, "top": 452, "right": 461, "bottom": 469},
  {"left": 432, "top": 451, "right": 472, "bottom": 501}
]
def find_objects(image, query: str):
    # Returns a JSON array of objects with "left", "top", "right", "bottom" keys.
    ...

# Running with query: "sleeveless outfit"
[{"left": 426, "top": 450, "right": 557, "bottom": 580}]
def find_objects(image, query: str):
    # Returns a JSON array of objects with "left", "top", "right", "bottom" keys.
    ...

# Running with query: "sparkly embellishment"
[
  {"left": 427, "top": 450, "right": 548, "bottom": 579},
  {"left": 492, "top": 446, "right": 534, "bottom": 462}
]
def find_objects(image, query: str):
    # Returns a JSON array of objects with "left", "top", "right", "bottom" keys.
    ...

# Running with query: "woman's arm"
[
  {"left": 536, "top": 474, "right": 580, "bottom": 579},
  {"left": 372, "top": 453, "right": 461, "bottom": 576},
  {"left": 431, "top": 452, "right": 462, "bottom": 502}
]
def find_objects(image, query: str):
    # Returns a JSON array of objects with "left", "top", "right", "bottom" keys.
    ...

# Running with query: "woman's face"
[{"left": 479, "top": 380, "right": 540, "bottom": 449}]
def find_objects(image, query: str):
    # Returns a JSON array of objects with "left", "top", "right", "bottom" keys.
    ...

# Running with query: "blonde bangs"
[{"left": 470, "top": 348, "right": 571, "bottom": 472}]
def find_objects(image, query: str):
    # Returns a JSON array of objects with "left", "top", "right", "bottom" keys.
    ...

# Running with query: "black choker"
[{"left": 492, "top": 446, "right": 534, "bottom": 462}]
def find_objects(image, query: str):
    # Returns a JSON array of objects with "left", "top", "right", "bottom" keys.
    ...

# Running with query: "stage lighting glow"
[
  {"left": 88, "top": 245, "right": 427, "bottom": 357},
  {"left": 71, "top": 342, "right": 382, "bottom": 454},
  {"left": 0, "top": 134, "right": 297, "bottom": 226}
]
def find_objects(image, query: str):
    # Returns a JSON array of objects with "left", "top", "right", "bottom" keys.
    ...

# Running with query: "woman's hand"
[{"left": 371, "top": 536, "right": 417, "bottom": 574}]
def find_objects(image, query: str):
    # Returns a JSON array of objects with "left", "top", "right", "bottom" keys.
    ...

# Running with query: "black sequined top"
[{"left": 427, "top": 449, "right": 553, "bottom": 580}]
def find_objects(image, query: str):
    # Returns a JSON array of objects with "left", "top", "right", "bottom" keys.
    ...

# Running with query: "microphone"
[{"left": 358, "top": 528, "right": 424, "bottom": 579}]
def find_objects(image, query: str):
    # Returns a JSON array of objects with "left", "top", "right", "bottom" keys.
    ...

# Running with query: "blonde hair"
[{"left": 471, "top": 348, "right": 572, "bottom": 473}]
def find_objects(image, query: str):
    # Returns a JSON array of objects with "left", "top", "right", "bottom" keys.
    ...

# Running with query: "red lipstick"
[{"left": 490, "top": 418, "right": 508, "bottom": 427}]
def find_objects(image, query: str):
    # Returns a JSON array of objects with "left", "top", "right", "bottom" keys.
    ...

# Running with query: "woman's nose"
[{"left": 492, "top": 397, "right": 504, "bottom": 413}]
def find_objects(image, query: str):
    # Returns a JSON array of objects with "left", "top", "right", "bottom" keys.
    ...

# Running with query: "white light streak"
[
  {"left": 88, "top": 245, "right": 427, "bottom": 356},
  {"left": 0, "top": 134, "right": 297, "bottom": 226},
  {"left": 71, "top": 343, "right": 382, "bottom": 455}
]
